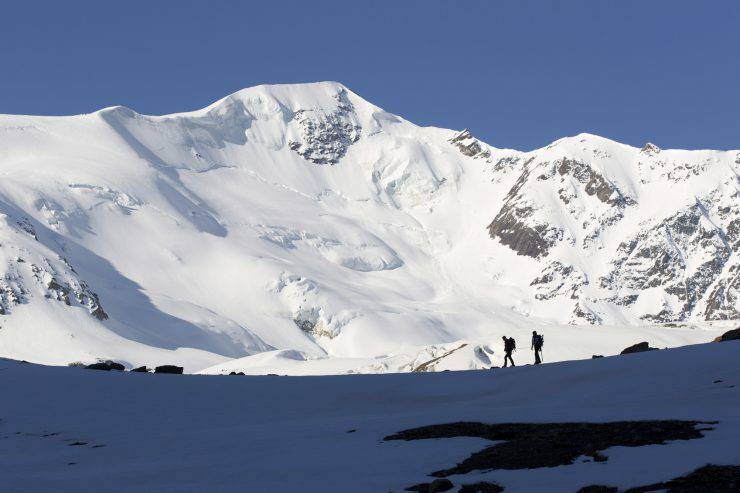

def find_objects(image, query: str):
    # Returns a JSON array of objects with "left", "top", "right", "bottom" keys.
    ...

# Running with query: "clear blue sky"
[{"left": 2, "top": 1, "right": 739, "bottom": 150}]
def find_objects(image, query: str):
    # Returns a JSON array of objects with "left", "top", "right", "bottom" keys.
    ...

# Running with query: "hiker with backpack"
[
  {"left": 531, "top": 331, "right": 544, "bottom": 364},
  {"left": 502, "top": 336, "right": 516, "bottom": 367}
]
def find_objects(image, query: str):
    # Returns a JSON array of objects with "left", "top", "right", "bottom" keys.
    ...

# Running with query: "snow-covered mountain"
[{"left": 0, "top": 82, "right": 736, "bottom": 372}]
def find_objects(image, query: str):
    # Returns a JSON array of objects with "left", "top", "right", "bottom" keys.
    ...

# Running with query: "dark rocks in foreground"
[
  {"left": 385, "top": 420, "right": 712, "bottom": 478},
  {"left": 154, "top": 365, "right": 183, "bottom": 374},
  {"left": 78, "top": 362, "right": 174, "bottom": 373},
  {"left": 620, "top": 342, "right": 659, "bottom": 355},
  {"left": 714, "top": 327, "right": 740, "bottom": 342},
  {"left": 85, "top": 360, "right": 125, "bottom": 371}
]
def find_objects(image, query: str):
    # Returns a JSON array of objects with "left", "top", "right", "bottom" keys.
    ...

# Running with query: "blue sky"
[{"left": 2, "top": 1, "right": 738, "bottom": 150}]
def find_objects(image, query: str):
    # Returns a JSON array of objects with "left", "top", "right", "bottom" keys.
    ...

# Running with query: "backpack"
[
  {"left": 506, "top": 337, "right": 516, "bottom": 352},
  {"left": 534, "top": 334, "right": 544, "bottom": 349}
]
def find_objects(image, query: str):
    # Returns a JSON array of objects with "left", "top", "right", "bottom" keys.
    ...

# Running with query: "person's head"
[
  {"left": 532, "top": 330, "right": 537, "bottom": 335},
  {"left": 502, "top": 336, "right": 506, "bottom": 341}
]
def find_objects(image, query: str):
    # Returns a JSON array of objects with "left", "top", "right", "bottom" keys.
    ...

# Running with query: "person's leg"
[
  {"left": 535, "top": 349, "right": 541, "bottom": 364},
  {"left": 505, "top": 353, "right": 514, "bottom": 367}
]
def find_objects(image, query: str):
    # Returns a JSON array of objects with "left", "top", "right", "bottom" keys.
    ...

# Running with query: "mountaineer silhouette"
[
  {"left": 502, "top": 336, "right": 516, "bottom": 367},
  {"left": 531, "top": 331, "right": 544, "bottom": 364}
]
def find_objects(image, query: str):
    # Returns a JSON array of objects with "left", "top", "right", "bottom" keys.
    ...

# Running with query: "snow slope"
[
  {"left": 0, "top": 82, "right": 736, "bottom": 372},
  {"left": 1, "top": 341, "right": 738, "bottom": 492}
]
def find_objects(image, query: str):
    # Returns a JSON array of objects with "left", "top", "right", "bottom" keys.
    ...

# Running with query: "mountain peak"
[
  {"left": 640, "top": 142, "right": 661, "bottom": 155},
  {"left": 194, "top": 81, "right": 375, "bottom": 118}
]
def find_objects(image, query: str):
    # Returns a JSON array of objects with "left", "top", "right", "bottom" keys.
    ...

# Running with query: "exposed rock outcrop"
[
  {"left": 86, "top": 360, "right": 125, "bottom": 371},
  {"left": 640, "top": 142, "right": 661, "bottom": 156},
  {"left": 288, "top": 90, "right": 361, "bottom": 165},
  {"left": 714, "top": 328, "right": 740, "bottom": 342},
  {"left": 531, "top": 261, "right": 587, "bottom": 300},
  {"left": 620, "top": 342, "right": 658, "bottom": 354},
  {"left": 488, "top": 164, "right": 563, "bottom": 258},
  {"left": 449, "top": 129, "right": 491, "bottom": 160},
  {"left": 556, "top": 158, "right": 635, "bottom": 207}
]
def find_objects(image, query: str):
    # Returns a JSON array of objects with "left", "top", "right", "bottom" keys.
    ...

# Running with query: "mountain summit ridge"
[{"left": 9, "top": 80, "right": 737, "bottom": 154}]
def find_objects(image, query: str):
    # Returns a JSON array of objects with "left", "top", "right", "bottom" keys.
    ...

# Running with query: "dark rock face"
[
  {"left": 16, "top": 217, "right": 38, "bottom": 239},
  {"left": 85, "top": 360, "right": 125, "bottom": 371},
  {"left": 47, "top": 278, "right": 71, "bottom": 305},
  {"left": 488, "top": 157, "right": 636, "bottom": 261},
  {"left": 288, "top": 90, "right": 360, "bottom": 165},
  {"left": 531, "top": 261, "right": 587, "bottom": 300},
  {"left": 601, "top": 199, "right": 737, "bottom": 323},
  {"left": 488, "top": 207, "right": 560, "bottom": 259},
  {"left": 488, "top": 164, "right": 562, "bottom": 259},
  {"left": 620, "top": 342, "right": 658, "bottom": 355},
  {"left": 131, "top": 366, "right": 150, "bottom": 373},
  {"left": 705, "top": 265, "right": 740, "bottom": 321},
  {"left": 385, "top": 420, "right": 710, "bottom": 478},
  {"left": 640, "top": 142, "right": 661, "bottom": 156},
  {"left": 483, "top": 143, "right": 737, "bottom": 325},
  {"left": 449, "top": 129, "right": 490, "bottom": 160},
  {"left": 88, "top": 293, "right": 109, "bottom": 320},
  {"left": 450, "top": 130, "right": 482, "bottom": 157},
  {"left": 714, "top": 328, "right": 740, "bottom": 342},
  {"left": 154, "top": 365, "right": 183, "bottom": 374},
  {"left": 557, "top": 159, "right": 634, "bottom": 207},
  {"left": 704, "top": 203, "right": 740, "bottom": 320},
  {"left": 41, "top": 270, "right": 108, "bottom": 320},
  {"left": 573, "top": 301, "right": 603, "bottom": 325},
  {"left": 293, "top": 317, "right": 316, "bottom": 333},
  {"left": 0, "top": 232, "right": 108, "bottom": 321}
]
